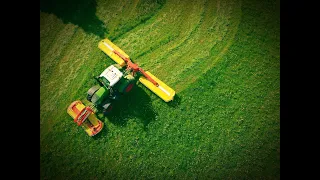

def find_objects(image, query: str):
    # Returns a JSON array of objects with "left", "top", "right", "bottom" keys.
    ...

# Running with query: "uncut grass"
[{"left": 40, "top": 0, "right": 279, "bottom": 179}]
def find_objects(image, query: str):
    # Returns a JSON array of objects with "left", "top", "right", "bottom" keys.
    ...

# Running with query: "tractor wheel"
[
  {"left": 119, "top": 75, "right": 135, "bottom": 94},
  {"left": 87, "top": 85, "right": 101, "bottom": 102},
  {"left": 102, "top": 103, "right": 113, "bottom": 115},
  {"left": 125, "top": 83, "right": 134, "bottom": 93}
]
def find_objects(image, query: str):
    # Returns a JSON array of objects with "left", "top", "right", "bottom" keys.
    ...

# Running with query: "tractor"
[
  {"left": 86, "top": 38, "right": 176, "bottom": 115},
  {"left": 86, "top": 63, "right": 136, "bottom": 115},
  {"left": 67, "top": 38, "right": 176, "bottom": 136}
]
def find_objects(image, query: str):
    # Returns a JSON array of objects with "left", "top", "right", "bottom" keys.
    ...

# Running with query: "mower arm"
[{"left": 138, "top": 68, "right": 159, "bottom": 86}]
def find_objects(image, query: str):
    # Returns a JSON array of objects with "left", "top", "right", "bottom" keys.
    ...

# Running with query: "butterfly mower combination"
[{"left": 67, "top": 38, "right": 175, "bottom": 136}]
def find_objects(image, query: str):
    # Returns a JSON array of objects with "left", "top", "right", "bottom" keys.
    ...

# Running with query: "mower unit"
[{"left": 67, "top": 100, "right": 103, "bottom": 136}]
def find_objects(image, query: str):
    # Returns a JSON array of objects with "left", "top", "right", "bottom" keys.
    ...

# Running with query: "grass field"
[{"left": 40, "top": 0, "right": 280, "bottom": 179}]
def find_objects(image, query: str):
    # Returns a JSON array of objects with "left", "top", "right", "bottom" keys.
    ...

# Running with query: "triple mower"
[{"left": 67, "top": 38, "right": 175, "bottom": 136}]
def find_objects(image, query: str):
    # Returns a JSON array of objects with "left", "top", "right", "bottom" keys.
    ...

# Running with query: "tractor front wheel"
[{"left": 87, "top": 85, "right": 101, "bottom": 102}]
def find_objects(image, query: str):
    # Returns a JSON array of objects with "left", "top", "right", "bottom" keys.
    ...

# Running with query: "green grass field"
[{"left": 40, "top": 0, "right": 280, "bottom": 179}]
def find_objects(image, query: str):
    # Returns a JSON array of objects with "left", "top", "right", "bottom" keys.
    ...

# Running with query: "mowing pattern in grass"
[{"left": 40, "top": 0, "right": 279, "bottom": 179}]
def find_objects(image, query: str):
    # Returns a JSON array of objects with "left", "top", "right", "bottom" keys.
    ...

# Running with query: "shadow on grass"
[
  {"left": 101, "top": 84, "right": 157, "bottom": 130},
  {"left": 40, "top": 0, "right": 107, "bottom": 38},
  {"left": 167, "top": 94, "right": 181, "bottom": 108}
]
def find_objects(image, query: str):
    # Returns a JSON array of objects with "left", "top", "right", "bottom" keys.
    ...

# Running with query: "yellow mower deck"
[
  {"left": 67, "top": 100, "right": 103, "bottom": 136},
  {"left": 139, "top": 71, "right": 175, "bottom": 102},
  {"left": 83, "top": 114, "right": 103, "bottom": 136},
  {"left": 98, "top": 38, "right": 129, "bottom": 67}
]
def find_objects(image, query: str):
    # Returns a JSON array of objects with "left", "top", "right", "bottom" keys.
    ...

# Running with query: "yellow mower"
[
  {"left": 98, "top": 38, "right": 175, "bottom": 102},
  {"left": 67, "top": 100, "right": 103, "bottom": 136}
]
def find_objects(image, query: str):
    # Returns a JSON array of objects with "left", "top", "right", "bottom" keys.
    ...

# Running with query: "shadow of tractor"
[
  {"left": 98, "top": 84, "right": 158, "bottom": 130},
  {"left": 40, "top": 0, "right": 107, "bottom": 38},
  {"left": 167, "top": 94, "right": 181, "bottom": 108}
]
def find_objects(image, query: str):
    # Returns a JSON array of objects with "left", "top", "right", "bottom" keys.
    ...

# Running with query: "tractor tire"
[
  {"left": 119, "top": 75, "right": 135, "bottom": 94},
  {"left": 102, "top": 103, "right": 113, "bottom": 115},
  {"left": 87, "top": 85, "right": 101, "bottom": 102}
]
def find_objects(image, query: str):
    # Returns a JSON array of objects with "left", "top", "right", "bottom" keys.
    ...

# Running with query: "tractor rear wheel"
[
  {"left": 102, "top": 103, "right": 113, "bottom": 115},
  {"left": 119, "top": 75, "right": 135, "bottom": 94},
  {"left": 125, "top": 83, "right": 134, "bottom": 93},
  {"left": 87, "top": 85, "right": 101, "bottom": 102}
]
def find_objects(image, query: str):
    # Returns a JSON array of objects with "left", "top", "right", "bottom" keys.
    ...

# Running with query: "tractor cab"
[
  {"left": 86, "top": 64, "right": 136, "bottom": 115},
  {"left": 95, "top": 64, "right": 135, "bottom": 92},
  {"left": 99, "top": 65, "right": 123, "bottom": 87},
  {"left": 95, "top": 65, "right": 124, "bottom": 99}
]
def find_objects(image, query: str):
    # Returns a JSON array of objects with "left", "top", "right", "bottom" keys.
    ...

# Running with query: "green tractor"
[
  {"left": 67, "top": 38, "right": 176, "bottom": 136},
  {"left": 86, "top": 38, "right": 176, "bottom": 116},
  {"left": 86, "top": 64, "right": 136, "bottom": 115}
]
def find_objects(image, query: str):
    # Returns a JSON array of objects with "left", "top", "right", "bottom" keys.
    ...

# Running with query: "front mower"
[{"left": 67, "top": 100, "right": 103, "bottom": 136}]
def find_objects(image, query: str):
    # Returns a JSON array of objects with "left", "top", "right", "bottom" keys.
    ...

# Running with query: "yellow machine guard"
[
  {"left": 139, "top": 71, "right": 175, "bottom": 102},
  {"left": 83, "top": 114, "right": 103, "bottom": 136},
  {"left": 98, "top": 38, "right": 129, "bottom": 67},
  {"left": 67, "top": 101, "right": 86, "bottom": 119}
]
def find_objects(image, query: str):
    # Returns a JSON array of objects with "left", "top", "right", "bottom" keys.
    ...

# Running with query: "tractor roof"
[{"left": 99, "top": 65, "right": 123, "bottom": 87}]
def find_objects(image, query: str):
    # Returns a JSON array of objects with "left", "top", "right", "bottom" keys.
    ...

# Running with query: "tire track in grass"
[
  {"left": 137, "top": 0, "right": 208, "bottom": 78},
  {"left": 40, "top": 32, "right": 99, "bottom": 135},
  {"left": 40, "top": 13, "right": 65, "bottom": 60},
  {"left": 114, "top": 0, "right": 204, "bottom": 57},
  {"left": 129, "top": 0, "right": 140, "bottom": 16},
  {"left": 40, "top": 15, "right": 79, "bottom": 86},
  {"left": 134, "top": 0, "right": 207, "bottom": 62},
  {"left": 162, "top": 0, "right": 242, "bottom": 93},
  {"left": 112, "top": 0, "right": 206, "bottom": 77},
  {"left": 41, "top": 20, "right": 79, "bottom": 134},
  {"left": 109, "top": 0, "right": 242, "bottom": 94},
  {"left": 189, "top": 0, "right": 242, "bottom": 83},
  {"left": 96, "top": 0, "right": 165, "bottom": 40}
]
